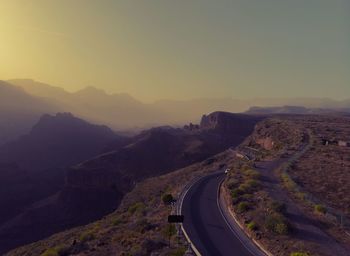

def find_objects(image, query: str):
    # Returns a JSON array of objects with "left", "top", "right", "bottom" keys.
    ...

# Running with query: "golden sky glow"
[{"left": 0, "top": 0, "right": 349, "bottom": 102}]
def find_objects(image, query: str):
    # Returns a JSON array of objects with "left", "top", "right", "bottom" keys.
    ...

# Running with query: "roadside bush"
[
  {"left": 247, "top": 221, "right": 257, "bottom": 231},
  {"left": 244, "top": 169, "right": 260, "bottom": 179},
  {"left": 162, "top": 193, "right": 174, "bottom": 205},
  {"left": 314, "top": 204, "right": 327, "bottom": 214},
  {"left": 237, "top": 201, "right": 250, "bottom": 213},
  {"left": 231, "top": 188, "right": 244, "bottom": 198},
  {"left": 227, "top": 178, "right": 239, "bottom": 189},
  {"left": 265, "top": 214, "right": 290, "bottom": 235},
  {"left": 163, "top": 223, "right": 176, "bottom": 238},
  {"left": 238, "top": 183, "right": 250, "bottom": 193},
  {"left": 240, "top": 179, "right": 260, "bottom": 193}
]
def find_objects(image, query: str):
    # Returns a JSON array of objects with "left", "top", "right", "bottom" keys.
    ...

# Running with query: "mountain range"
[{"left": 2, "top": 79, "right": 350, "bottom": 146}]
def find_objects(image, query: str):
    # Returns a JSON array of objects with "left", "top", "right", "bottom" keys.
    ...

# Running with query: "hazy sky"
[{"left": 0, "top": 0, "right": 349, "bottom": 102}]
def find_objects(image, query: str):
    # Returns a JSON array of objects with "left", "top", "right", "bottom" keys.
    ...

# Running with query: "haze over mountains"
[
  {"left": 1, "top": 79, "right": 350, "bottom": 254},
  {"left": 2, "top": 79, "right": 350, "bottom": 146}
]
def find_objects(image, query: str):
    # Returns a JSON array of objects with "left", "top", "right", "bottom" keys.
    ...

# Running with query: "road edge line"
[
  {"left": 177, "top": 173, "right": 221, "bottom": 256},
  {"left": 217, "top": 178, "right": 273, "bottom": 256}
]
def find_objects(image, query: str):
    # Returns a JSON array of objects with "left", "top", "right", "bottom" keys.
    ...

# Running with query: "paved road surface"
[{"left": 181, "top": 172, "right": 262, "bottom": 256}]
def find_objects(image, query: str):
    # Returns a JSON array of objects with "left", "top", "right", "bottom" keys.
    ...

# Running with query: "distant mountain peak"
[{"left": 75, "top": 86, "right": 107, "bottom": 96}]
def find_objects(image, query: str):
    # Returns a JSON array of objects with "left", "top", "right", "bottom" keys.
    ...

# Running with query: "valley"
[{"left": 2, "top": 113, "right": 349, "bottom": 256}]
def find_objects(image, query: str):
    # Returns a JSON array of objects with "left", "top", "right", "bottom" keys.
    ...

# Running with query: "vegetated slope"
[
  {"left": 0, "top": 111, "right": 261, "bottom": 254},
  {"left": 224, "top": 115, "right": 350, "bottom": 255},
  {"left": 286, "top": 116, "right": 350, "bottom": 230},
  {"left": 0, "top": 80, "right": 60, "bottom": 145}
]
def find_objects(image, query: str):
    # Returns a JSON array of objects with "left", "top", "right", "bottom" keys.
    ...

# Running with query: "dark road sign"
[{"left": 168, "top": 215, "right": 184, "bottom": 223}]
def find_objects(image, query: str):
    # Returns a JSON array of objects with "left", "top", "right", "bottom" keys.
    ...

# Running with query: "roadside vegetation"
[
  {"left": 223, "top": 117, "right": 350, "bottom": 256},
  {"left": 225, "top": 160, "right": 292, "bottom": 240}
]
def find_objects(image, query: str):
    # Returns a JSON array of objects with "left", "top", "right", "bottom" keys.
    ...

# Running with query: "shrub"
[
  {"left": 227, "top": 178, "right": 239, "bottom": 189},
  {"left": 168, "top": 247, "right": 187, "bottom": 256},
  {"left": 281, "top": 172, "right": 297, "bottom": 190},
  {"left": 296, "top": 192, "right": 307, "bottom": 201},
  {"left": 79, "top": 230, "right": 96, "bottom": 243},
  {"left": 129, "top": 245, "right": 142, "bottom": 255},
  {"left": 265, "top": 214, "right": 290, "bottom": 235},
  {"left": 275, "top": 222, "right": 289, "bottom": 235},
  {"left": 247, "top": 221, "right": 257, "bottom": 231},
  {"left": 314, "top": 204, "right": 327, "bottom": 214},
  {"left": 238, "top": 183, "right": 250, "bottom": 193},
  {"left": 271, "top": 201, "right": 286, "bottom": 213},
  {"left": 237, "top": 201, "right": 250, "bottom": 213},
  {"left": 163, "top": 223, "right": 176, "bottom": 238},
  {"left": 231, "top": 188, "right": 243, "bottom": 198},
  {"left": 162, "top": 193, "right": 174, "bottom": 205},
  {"left": 41, "top": 248, "right": 59, "bottom": 256},
  {"left": 244, "top": 169, "right": 260, "bottom": 179},
  {"left": 112, "top": 216, "right": 124, "bottom": 226},
  {"left": 128, "top": 202, "right": 146, "bottom": 215},
  {"left": 290, "top": 252, "right": 309, "bottom": 256},
  {"left": 246, "top": 179, "right": 259, "bottom": 188},
  {"left": 41, "top": 246, "right": 69, "bottom": 256}
]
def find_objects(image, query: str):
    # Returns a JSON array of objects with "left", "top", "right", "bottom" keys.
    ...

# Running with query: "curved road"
[{"left": 181, "top": 172, "right": 265, "bottom": 256}]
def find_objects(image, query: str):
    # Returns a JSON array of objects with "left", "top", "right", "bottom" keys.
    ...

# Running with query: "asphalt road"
[{"left": 181, "top": 172, "right": 261, "bottom": 256}]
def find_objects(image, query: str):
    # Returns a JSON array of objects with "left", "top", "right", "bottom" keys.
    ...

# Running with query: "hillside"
[
  {"left": 5, "top": 150, "right": 234, "bottom": 256},
  {"left": 0, "top": 111, "right": 261, "bottom": 254},
  {"left": 222, "top": 115, "right": 350, "bottom": 255},
  {"left": 6, "top": 113, "right": 350, "bottom": 256},
  {"left": 0, "top": 112, "right": 120, "bottom": 171},
  {"left": 0, "top": 114, "right": 125, "bottom": 254}
]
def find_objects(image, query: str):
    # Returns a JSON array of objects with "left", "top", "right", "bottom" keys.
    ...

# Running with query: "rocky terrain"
[
  {"left": 6, "top": 150, "right": 234, "bottom": 256},
  {"left": 0, "top": 111, "right": 261, "bottom": 254},
  {"left": 224, "top": 115, "right": 350, "bottom": 256},
  {"left": 287, "top": 116, "right": 350, "bottom": 219},
  {"left": 3, "top": 106, "right": 349, "bottom": 256}
]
